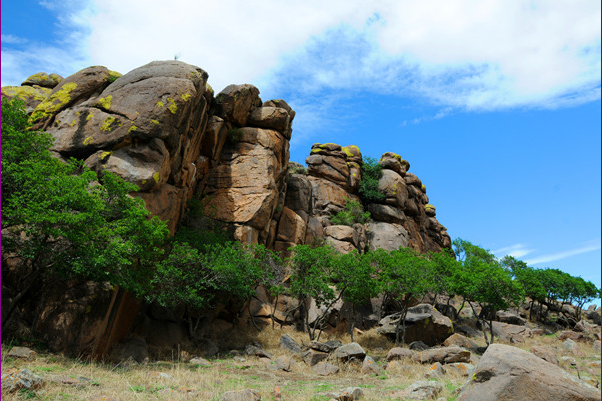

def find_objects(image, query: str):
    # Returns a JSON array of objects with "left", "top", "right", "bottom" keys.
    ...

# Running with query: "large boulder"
[
  {"left": 458, "top": 344, "right": 601, "bottom": 401},
  {"left": 377, "top": 304, "right": 453, "bottom": 346},
  {"left": 214, "top": 84, "right": 260, "bottom": 126},
  {"left": 366, "top": 222, "right": 409, "bottom": 251}
]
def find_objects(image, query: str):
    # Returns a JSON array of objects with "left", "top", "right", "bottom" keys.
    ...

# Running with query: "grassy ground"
[{"left": 1, "top": 326, "right": 600, "bottom": 401}]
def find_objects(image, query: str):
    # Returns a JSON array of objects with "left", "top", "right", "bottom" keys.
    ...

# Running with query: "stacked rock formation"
[
  {"left": 2, "top": 60, "right": 450, "bottom": 356},
  {"left": 275, "top": 145, "right": 451, "bottom": 255}
]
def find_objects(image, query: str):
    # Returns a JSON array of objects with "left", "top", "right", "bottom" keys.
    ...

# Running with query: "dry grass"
[{"left": 2, "top": 325, "right": 600, "bottom": 401}]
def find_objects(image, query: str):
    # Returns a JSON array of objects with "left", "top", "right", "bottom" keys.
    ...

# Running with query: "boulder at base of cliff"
[
  {"left": 458, "top": 344, "right": 601, "bottom": 401},
  {"left": 376, "top": 304, "right": 453, "bottom": 346}
]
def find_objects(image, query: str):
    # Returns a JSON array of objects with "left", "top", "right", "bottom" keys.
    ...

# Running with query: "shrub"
[
  {"left": 330, "top": 199, "right": 370, "bottom": 226},
  {"left": 358, "top": 156, "right": 385, "bottom": 205}
]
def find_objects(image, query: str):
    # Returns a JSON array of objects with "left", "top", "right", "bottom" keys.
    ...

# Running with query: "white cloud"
[
  {"left": 525, "top": 241, "right": 602, "bottom": 265},
  {"left": 2, "top": 0, "right": 599, "bottom": 112}
]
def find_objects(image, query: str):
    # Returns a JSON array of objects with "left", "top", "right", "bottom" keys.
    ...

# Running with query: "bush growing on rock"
[
  {"left": 330, "top": 199, "right": 371, "bottom": 226},
  {"left": 358, "top": 156, "right": 386, "bottom": 205}
]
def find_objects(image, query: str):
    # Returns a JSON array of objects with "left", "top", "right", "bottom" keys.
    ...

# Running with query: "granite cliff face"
[{"left": 2, "top": 60, "right": 450, "bottom": 356}]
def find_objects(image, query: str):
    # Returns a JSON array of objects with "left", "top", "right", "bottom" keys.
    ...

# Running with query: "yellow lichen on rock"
[
  {"left": 100, "top": 151, "right": 113, "bottom": 160},
  {"left": 30, "top": 82, "right": 78, "bottom": 121},
  {"left": 100, "top": 116, "right": 121, "bottom": 132},
  {"left": 150, "top": 119, "right": 160, "bottom": 125},
  {"left": 156, "top": 101, "right": 164, "bottom": 108},
  {"left": 97, "top": 95, "right": 112, "bottom": 110},
  {"left": 128, "top": 125, "right": 138, "bottom": 133},
  {"left": 1, "top": 85, "right": 51, "bottom": 101},
  {"left": 83, "top": 136, "right": 94, "bottom": 145},
  {"left": 166, "top": 97, "right": 177, "bottom": 114},
  {"left": 153, "top": 172, "right": 160, "bottom": 183},
  {"left": 181, "top": 93, "right": 192, "bottom": 102}
]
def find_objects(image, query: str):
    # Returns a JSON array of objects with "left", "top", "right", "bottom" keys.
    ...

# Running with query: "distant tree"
[{"left": 1, "top": 98, "right": 169, "bottom": 327}]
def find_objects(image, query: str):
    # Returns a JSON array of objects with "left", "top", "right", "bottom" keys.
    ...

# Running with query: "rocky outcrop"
[{"left": 2, "top": 60, "right": 451, "bottom": 357}]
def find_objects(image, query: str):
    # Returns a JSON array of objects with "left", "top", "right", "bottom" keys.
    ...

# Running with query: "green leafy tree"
[
  {"left": 501, "top": 256, "right": 546, "bottom": 321},
  {"left": 358, "top": 156, "right": 385, "bottom": 205},
  {"left": 1, "top": 98, "right": 169, "bottom": 327},
  {"left": 427, "top": 249, "right": 463, "bottom": 315},
  {"left": 331, "top": 250, "right": 378, "bottom": 341},
  {"left": 370, "top": 247, "right": 434, "bottom": 345},
  {"left": 452, "top": 239, "right": 524, "bottom": 345},
  {"left": 288, "top": 245, "right": 338, "bottom": 340}
]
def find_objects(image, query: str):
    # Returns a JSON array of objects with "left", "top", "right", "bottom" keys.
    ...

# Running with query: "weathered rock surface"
[
  {"left": 413, "top": 346, "right": 471, "bottom": 364},
  {"left": 1, "top": 369, "right": 44, "bottom": 393},
  {"left": 458, "top": 344, "right": 601, "bottom": 401},
  {"left": 219, "top": 388, "right": 261, "bottom": 401},
  {"left": 377, "top": 304, "right": 453, "bottom": 346},
  {"left": 395, "top": 380, "right": 443, "bottom": 400}
]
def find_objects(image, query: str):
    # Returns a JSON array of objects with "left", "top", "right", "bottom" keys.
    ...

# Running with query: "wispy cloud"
[
  {"left": 1, "top": 34, "right": 28, "bottom": 45},
  {"left": 493, "top": 244, "right": 536, "bottom": 259},
  {"left": 525, "top": 242, "right": 601, "bottom": 265}
]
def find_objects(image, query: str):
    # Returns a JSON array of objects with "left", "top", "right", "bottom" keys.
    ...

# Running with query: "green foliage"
[
  {"left": 147, "top": 241, "right": 273, "bottom": 310},
  {"left": 330, "top": 199, "right": 371, "bottom": 226},
  {"left": 368, "top": 247, "right": 434, "bottom": 345},
  {"left": 358, "top": 156, "right": 385, "bottom": 205},
  {"left": 1, "top": 98, "right": 170, "bottom": 325},
  {"left": 288, "top": 245, "right": 338, "bottom": 340},
  {"left": 452, "top": 239, "right": 525, "bottom": 344}
]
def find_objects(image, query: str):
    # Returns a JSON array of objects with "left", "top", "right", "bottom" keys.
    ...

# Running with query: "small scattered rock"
[
  {"left": 7, "top": 346, "right": 37, "bottom": 360},
  {"left": 444, "top": 363, "right": 475, "bottom": 377},
  {"left": 413, "top": 346, "right": 471, "bottom": 364},
  {"left": 324, "top": 387, "right": 364, "bottom": 400},
  {"left": 1, "top": 368, "right": 44, "bottom": 393},
  {"left": 311, "top": 340, "right": 343, "bottom": 353},
  {"left": 409, "top": 341, "right": 430, "bottom": 351},
  {"left": 313, "top": 361, "right": 339, "bottom": 376},
  {"left": 280, "top": 334, "right": 302, "bottom": 354},
  {"left": 424, "top": 362, "right": 446, "bottom": 379},
  {"left": 153, "top": 372, "right": 173, "bottom": 380},
  {"left": 443, "top": 333, "right": 479, "bottom": 351},
  {"left": 562, "top": 339, "right": 583, "bottom": 356},
  {"left": 245, "top": 345, "right": 273, "bottom": 359},
  {"left": 219, "top": 388, "right": 261, "bottom": 401},
  {"left": 361, "top": 356, "right": 383, "bottom": 375},
  {"left": 395, "top": 380, "right": 443, "bottom": 400},
  {"left": 334, "top": 343, "right": 366, "bottom": 361},
  {"left": 303, "top": 349, "right": 329, "bottom": 366},
  {"left": 273, "top": 355, "right": 295, "bottom": 372},
  {"left": 189, "top": 357, "right": 212, "bottom": 367},
  {"left": 387, "top": 347, "right": 413, "bottom": 361}
]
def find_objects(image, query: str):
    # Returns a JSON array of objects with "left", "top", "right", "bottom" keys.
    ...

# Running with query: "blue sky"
[{"left": 2, "top": 1, "right": 601, "bottom": 303}]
